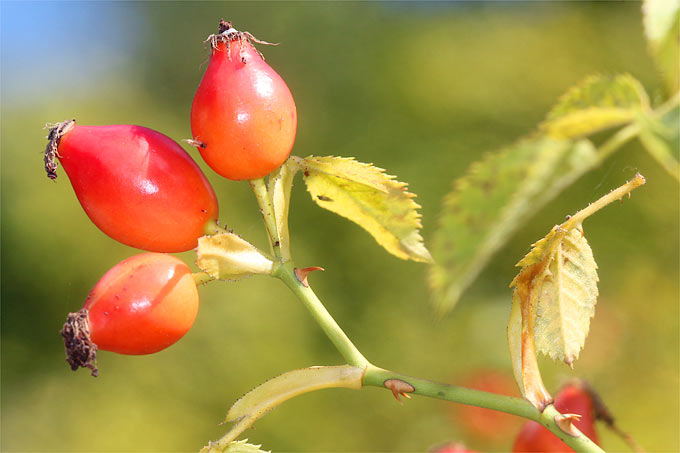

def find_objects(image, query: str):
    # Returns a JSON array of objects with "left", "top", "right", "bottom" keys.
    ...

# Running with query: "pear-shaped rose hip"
[
  {"left": 190, "top": 20, "right": 297, "bottom": 180},
  {"left": 44, "top": 120, "right": 219, "bottom": 252}
]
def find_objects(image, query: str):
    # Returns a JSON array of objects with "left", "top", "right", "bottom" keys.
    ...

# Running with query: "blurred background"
[{"left": 2, "top": 2, "right": 677, "bottom": 452}]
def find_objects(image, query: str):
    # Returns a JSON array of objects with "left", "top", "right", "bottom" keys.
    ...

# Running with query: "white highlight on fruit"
[
  {"left": 139, "top": 179, "right": 159, "bottom": 195},
  {"left": 236, "top": 111, "right": 250, "bottom": 124},
  {"left": 254, "top": 72, "right": 274, "bottom": 98}
]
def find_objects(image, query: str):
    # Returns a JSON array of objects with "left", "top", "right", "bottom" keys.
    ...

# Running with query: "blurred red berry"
[
  {"left": 512, "top": 382, "right": 599, "bottom": 452},
  {"left": 451, "top": 370, "right": 522, "bottom": 442}
]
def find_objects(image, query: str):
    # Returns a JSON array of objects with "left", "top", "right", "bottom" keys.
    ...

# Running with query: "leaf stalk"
[
  {"left": 249, "top": 178, "right": 281, "bottom": 259},
  {"left": 273, "top": 261, "right": 369, "bottom": 369}
]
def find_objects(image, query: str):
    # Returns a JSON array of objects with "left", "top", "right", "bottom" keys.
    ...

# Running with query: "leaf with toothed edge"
[
  {"left": 290, "top": 155, "right": 432, "bottom": 263},
  {"left": 541, "top": 74, "right": 650, "bottom": 139},
  {"left": 506, "top": 174, "right": 646, "bottom": 410},
  {"left": 532, "top": 227, "right": 599, "bottom": 366},
  {"left": 429, "top": 137, "right": 598, "bottom": 317},
  {"left": 202, "top": 439, "right": 271, "bottom": 453}
]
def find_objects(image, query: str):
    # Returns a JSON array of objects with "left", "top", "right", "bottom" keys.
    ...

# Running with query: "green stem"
[
  {"left": 596, "top": 121, "right": 641, "bottom": 163},
  {"left": 273, "top": 261, "right": 369, "bottom": 368},
  {"left": 363, "top": 366, "right": 604, "bottom": 453},
  {"left": 274, "top": 261, "right": 602, "bottom": 452},
  {"left": 249, "top": 178, "right": 281, "bottom": 259},
  {"left": 564, "top": 173, "right": 645, "bottom": 229}
]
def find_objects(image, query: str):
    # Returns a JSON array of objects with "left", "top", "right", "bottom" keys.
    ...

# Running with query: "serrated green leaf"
[
  {"left": 533, "top": 228, "right": 599, "bottom": 366},
  {"left": 202, "top": 439, "right": 271, "bottom": 453},
  {"left": 196, "top": 233, "right": 273, "bottom": 280},
  {"left": 429, "top": 138, "right": 598, "bottom": 316},
  {"left": 643, "top": 0, "right": 680, "bottom": 94},
  {"left": 291, "top": 156, "right": 431, "bottom": 263},
  {"left": 542, "top": 74, "right": 650, "bottom": 139},
  {"left": 637, "top": 99, "right": 680, "bottom": 181},
  {"left": 508, "top": 175, "right": 644, "bottom": 409},
  {"left": 209, "top": 366, "right": 363, "bottom": 449}
]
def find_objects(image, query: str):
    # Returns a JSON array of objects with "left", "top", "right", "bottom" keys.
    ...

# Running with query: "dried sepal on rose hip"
[
  {"left": 61, "top": 253, "right": 199, "bottom": 376},
  {"left": 190, "top": 19, "right": 297, "bottom": 181},
  {"left": 44, "top": 119, "right": 219, "bottom": 252}
]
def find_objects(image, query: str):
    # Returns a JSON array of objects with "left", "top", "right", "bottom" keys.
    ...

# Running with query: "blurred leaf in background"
[{"left": 1, "top": 2, "right": 677, "bottom": 452}]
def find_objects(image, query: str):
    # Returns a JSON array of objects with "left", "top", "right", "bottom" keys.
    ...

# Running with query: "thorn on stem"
[
  {"left": 294, "top": 266, "right": 325, "bottom": 287},
  {"left": 554, "top": 413, "right": 582, "bottom": 437},
  {"left": 384, "top": 379, "right": 415, "bottom": 404}
]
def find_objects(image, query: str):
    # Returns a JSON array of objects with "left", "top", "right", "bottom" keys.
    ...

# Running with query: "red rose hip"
[
  {"left": 512, "top": 382, "right": 599, "bottom": 452},
  {"left": 61, "top": 253, "right": 199, "bottom": 376},
  {"left": 190, "top": 20, "right": 297, "bottom": 180},
  {"left": 44, "top": 120, "right": 219, "bottom": 252}
]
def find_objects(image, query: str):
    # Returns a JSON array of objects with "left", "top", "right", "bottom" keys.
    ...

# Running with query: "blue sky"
[{"left": 1, "top": 2, "right": 140, "bottom": 104}]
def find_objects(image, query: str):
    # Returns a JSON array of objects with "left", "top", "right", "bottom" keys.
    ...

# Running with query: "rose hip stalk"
[
  {"left": 190, "top": 20, "right": 297, "bottom": 180},
  {"left": 61, "top": 253, "right": 200, "bottom": 376},
  {"left": 44, "top": 120, "right": 219, "bottom": 252}
]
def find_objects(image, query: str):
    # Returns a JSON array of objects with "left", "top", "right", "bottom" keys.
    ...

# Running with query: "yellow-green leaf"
[
  {"left": 636, "top": 99, "right": 680, "bottom": 182},
  {"left": 202, "top": 439, "right": 271, "bottom": 453},
  {"left": 508, "top": 175, "right": 645, "bottom": 409},
  {"left": 533, "top": 228, "right": 599, "bottom": 366},
  {"left": 291, "top": 156, "right": 431, "bottom": 263},
  {"left": 209, "top": 366, "right": 363, "bottom": 449},
  {"left": 643, "top": 0, "right": 680, "bottom": 94},
  {"left": 196, "top": 233, "right": 273, "bottom": 280},
  {"left": 429, "top": 138, "right": 597, "bottom": 317},
  {"left": 542, "top": 74, "right": 650, "bottom": 139}
]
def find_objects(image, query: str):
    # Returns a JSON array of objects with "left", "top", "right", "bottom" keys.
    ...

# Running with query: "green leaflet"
[
  {"left": 507, "top": 175, "right": 644, "bottom": 410},
  {"left": 429, "top": 138, "right": 597, "bottom": 317},
  {"left": 291, "top": 156, "right": 432, "bottom": 263},
  {"left": 533, "top": 228, "right": 599, "bottom": 366},
  {"left": 642, "top": 0, "right": 680, "bottom": 94},
  {"left": 196, "top": 232, "right": 273, "bottom": 280},
  {"left": 541, "top": 74, "right": 650, "bottom": 139},
  {"left": 508, "top": 226, "right": 598, "bottom": 409},
  {"left": 637, "top": 99, "right": 680, "bottom": 182},
  {"left": 202, "top": 439, "right": 271, "bottom": 453},
  {"left": 206, "top": 366, "right": 363, "bottom": 450}
]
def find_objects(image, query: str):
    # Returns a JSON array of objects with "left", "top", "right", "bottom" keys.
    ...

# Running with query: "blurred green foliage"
[{"left": 1, "top": 2, "right": 677, "bottom": 452}]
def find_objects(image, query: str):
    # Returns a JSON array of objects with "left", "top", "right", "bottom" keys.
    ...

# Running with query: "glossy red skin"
[
  {"left": 191, "top": 39, "right": 297, "bottom": 180},
  {"left": 512, "top": 385, "right": 599, "bottom": 452},
  {"left": 84, "top": 253, "right": 199, "bottom": 355},
  {"left": 58, "top": 124, "right": 218, "bottom": 252}
]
